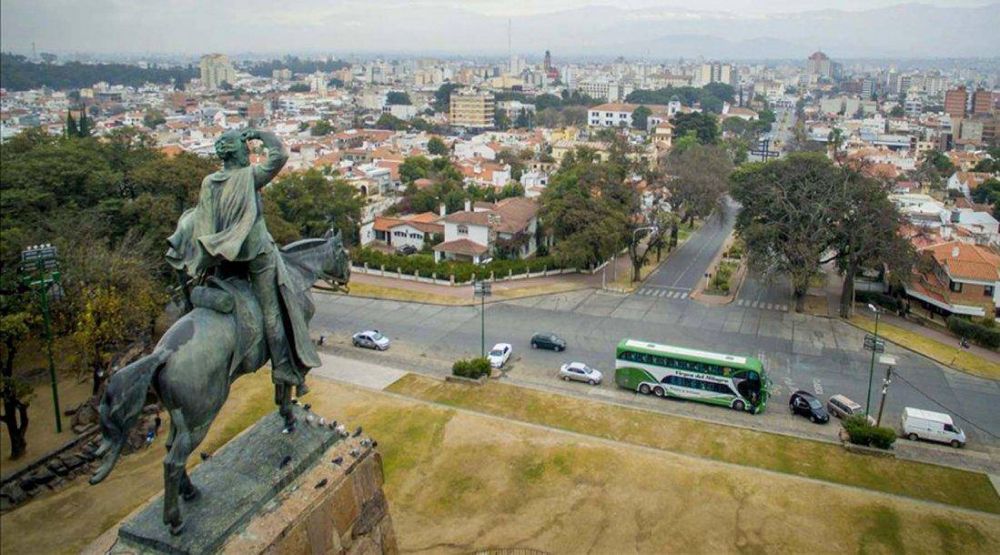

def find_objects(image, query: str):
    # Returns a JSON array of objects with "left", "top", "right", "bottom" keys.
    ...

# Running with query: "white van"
[{"left": 901, "top": 407, "right": 966, "bottom": 448}]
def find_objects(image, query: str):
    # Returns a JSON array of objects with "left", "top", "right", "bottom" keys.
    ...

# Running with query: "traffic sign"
[
  {"left": 863, "top": 334, "right": 885, "bottom": 353},
  {"left": 474, "top": 281, "right": 492, "bottom": 298}
]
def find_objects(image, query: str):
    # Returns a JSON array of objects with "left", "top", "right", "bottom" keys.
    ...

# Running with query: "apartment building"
[
  {"left": 449, "top": 90, "right": 495, "bottom": 129},
  {"left": 199, "top": 54, "right": 237, "bottom": 90}
]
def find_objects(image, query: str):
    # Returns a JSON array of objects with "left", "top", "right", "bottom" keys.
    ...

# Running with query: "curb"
[{"left": 314, "top": 284, "right": 598, "bottom": 307}]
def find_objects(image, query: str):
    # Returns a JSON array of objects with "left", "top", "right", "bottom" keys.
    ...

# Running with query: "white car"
[
  {"left": 559, "top": 362, "right": 603, "bottom": 385},
  {"left": 487, "top": 343, "right": 512, "bottom": 368},
  {"left": 352, "top": 330, "right": 390, "bottom": 351}
]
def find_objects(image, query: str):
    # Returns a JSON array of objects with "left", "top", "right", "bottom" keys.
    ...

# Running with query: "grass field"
[
  {"left": 387, "top": 373, "right": 1000, "bottom": 514},
  {"left": 4, "top": 372, "right": 999, "bottom": 554},
  {"left": 850, "top": 316, "right": 1000, "bottom": 380}
]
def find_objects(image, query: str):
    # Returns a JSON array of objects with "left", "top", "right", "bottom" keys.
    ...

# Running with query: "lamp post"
[
  {"left": 875, "top": 354, "right": 897, "bottom": 427},
  {"left": 19, "top": 243, "right": 63, "bottom": 433},
  {"left": 865, "top": 303, "right": 880, "bottom": 417},
  {"left": 474, "top": 280, "right": 491, "bottom": 358}
]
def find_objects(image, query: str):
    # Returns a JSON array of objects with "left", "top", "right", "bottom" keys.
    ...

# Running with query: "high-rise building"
[
  {"left": 199, "top": 53, "right": 236, "bottom": 90},
  {"left": 806, "top": 51, "right": 832, "bottom": 78},
  {"left": 972, "top": 89, "right": 994, "bottom": 115},
  {"left": 449, "top": 89, "right": 495, "bottom": 129},
  {"left": 543, "top": 50, "right": 552, "bottom": 72},
  {"left": 698, "top": 62, "right": 733, "bottom": 86},
  {"left": 944, "top": 86, "right": 968, "bottom": 118},
  {"left": 309, "top": 72, "right": 327, "bottom": 96}
]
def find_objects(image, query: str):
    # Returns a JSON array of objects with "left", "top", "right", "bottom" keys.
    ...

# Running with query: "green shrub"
[
  {"left": 947, "top": 316, "right": 1000, "bottom": 349},
  {"left": 843, "top": 415, "right": 896, "bottom": 449},
  {"left": 855, "top": 291, "right": 903, "bottom": 313},
  {"left": 351, "top": 247, "right": 564, "bottom": 283},
  {"left": 452, "top": 357, "right": 491, "bottom": 379}
]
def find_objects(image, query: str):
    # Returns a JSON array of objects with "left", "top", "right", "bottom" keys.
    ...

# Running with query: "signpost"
[
  {"left": 474, "top": 280, "right": 492, "bottom": 358},
  {"left": 863, "top": 334, "right": 886, "bottom": 353}
]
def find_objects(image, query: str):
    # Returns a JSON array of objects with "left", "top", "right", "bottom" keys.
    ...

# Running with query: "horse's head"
[{"left": 321, "top": 229, "right": 351, "bottom": 292}]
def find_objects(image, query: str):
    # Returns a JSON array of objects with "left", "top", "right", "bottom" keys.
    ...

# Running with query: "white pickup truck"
[{"left": 901, "top": 407, "right": 966, "bottom": 448}]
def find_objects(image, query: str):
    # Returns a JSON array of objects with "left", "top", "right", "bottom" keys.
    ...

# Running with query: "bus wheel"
[
  {"left": 653, "top": 386, "right": 665, "bottom": 398},
  {"left": 639, "top": 384, "right": 651, "bottom": 395},
  {"left": 732, "top": 400, "right": 745, "bottom": 412}
]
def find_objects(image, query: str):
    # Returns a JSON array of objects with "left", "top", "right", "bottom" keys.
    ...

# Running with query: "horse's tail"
[{"left": 89, "top": 349, "right": 169, "bottom": 485}]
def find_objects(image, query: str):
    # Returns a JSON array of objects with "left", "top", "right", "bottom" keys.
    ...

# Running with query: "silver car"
[
  {"left": 352, "top": 330, "right": 390, "bottom": 351},
  {"left": 559, "top": 362, "right": 603, "bottom": 385}
]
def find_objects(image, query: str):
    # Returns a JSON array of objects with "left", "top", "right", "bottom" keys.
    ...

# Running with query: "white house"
[{"left": 433, "top": 198, "right": 540, "bottom": 264}]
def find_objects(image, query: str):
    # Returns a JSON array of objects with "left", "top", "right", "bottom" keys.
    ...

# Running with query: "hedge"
[
  {"left": 947, "top": 316, "right": 1000, "bottom": 349},
  {"left": 452, "top": 357, "right": 491, "bottom": 379},
  {"left": 843, "top": 415, "right": 897, "bottom": 450},
  {"left": 855, "top": 291, "right": 904, "bottom": 313},
  {"left": 351, "top": 247, "right": 565, "bottom": 283}
]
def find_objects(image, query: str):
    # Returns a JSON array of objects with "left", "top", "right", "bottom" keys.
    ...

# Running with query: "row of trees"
[
  {"left": 0, "top": 53, "right": 197, "bottom": 91},
  {"left": 626, "top": 83, "right": 736, "bottom": 114}
]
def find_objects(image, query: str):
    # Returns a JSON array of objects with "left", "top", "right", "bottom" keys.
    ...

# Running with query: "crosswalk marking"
[
  {"left": 751, "top": 301, "right": 760, "bottom": 308},
  {"left": 667, "top": 291, "right": 677, "bottom": 298},
  {"left": 736, "top": 299, "right": 745, "bottom": 306},
  {"left": 657, "top": 290, "right": 666, "bottom": 297},
  {"left": 766, "top": 303, "right": 773, "bottom": 310},
  {"left": 680, "top": 292, "right": 688, "bottom": 299}
]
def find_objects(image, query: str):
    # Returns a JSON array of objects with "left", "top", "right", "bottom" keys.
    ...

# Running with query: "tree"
[
  {"left": 432, "top": 83, "right": 461, "bottom": 113},
  {"left": 65, "top": 110, "right": 79, "bottom": 138},
  {"left": 288, "top": 83, "right": 310, "bottom": 93},
  {"left": 311, "top": 119, "right": 334, "bottom": 136},
  {"left": 831, "top": 172, "right": 914, "bottom": 318},
  {"left": 731, "top": 154, "right": 845, "bottom": 312},
  {"left": 494, "top": 110, "right": 511, "bottom": 131},
  {"left": 628, "top": 210, "right": 671, "bottom": 282},
  {"left": 922, "top": 150, "right": 955, "bottom": 175},
  {"left": 672, "top": 112, "right": 719, "bottom": 145},
  {"left": 540, "top": 148, "right": 634, "bottom": 268},
  {"left": 427, "top": 136, "right": 448, "bottom": 156},
  {"left": 664, "top": 144, "right": 733, "bottom": 224},
  {"left": 631, "top": 106, "right": 652, "bottom": 130},
  {"left": 1, "top": 303, "right": 35, "bottom": 459},
  {"left": 375, "top": 113, "right": 408, "bottom": 131},
  {"left": 265, "top": 169, "right": 365, "bottom": 243},
  {"left": 143, "top": 109, "right": 166, "bottom": 129},
  {"left": 400, "top": 155, "right": 433, "bottom": 184},
  {"left": 386, "top": 91, "right": 411, "bottom": 105},
  {"left": 497, "top": 149, "right": 526, "bottom": 181},
  {"left": 889, "top": 105, "right": 905, "bottom": 117}
]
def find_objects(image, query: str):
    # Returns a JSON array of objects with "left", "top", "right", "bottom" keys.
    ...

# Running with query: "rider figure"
[{"left": 192, "top": 128, "right": 309, "bottom": 398}]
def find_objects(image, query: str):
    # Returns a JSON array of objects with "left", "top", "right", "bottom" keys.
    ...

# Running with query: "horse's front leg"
[
  {"left": 276, "top": 383, "right": 295, "bottom": 431},
  {"left": 163, "top": 410, "right": 192, "bottom": 535}
]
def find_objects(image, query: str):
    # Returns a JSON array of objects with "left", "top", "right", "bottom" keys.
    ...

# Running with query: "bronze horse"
[{"left": 88, "top": 232, "right": 350, "bottom": 535}]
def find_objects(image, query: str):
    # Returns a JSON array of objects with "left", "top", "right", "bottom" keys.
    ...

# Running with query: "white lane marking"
[
  {"left": 812, "top": 378, "right": 824, "bottom": 396},
  {"left": 752, "top": 301, "right": 760, "bottom": 308},
  {"left": 680, "top": 292, "right": 689, "bottom": 299},
  {"left": 766, "top": 303, "right": 774, "bottom": 310},
  {"left": 779, "top": 304, "right": 787, "bottom": 311}
]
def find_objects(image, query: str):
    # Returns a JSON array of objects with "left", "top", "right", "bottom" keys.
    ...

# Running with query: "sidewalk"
[{"left": 820, "top": 270, "right": 1000, "bottom": 376}]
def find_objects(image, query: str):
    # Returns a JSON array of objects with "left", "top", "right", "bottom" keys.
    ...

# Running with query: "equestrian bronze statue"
[{"left": 88, "top": 128, "right": 351, "bottom": 535}]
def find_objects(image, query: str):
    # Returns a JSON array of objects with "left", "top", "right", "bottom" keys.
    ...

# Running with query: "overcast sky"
[{"left": 1, "top": 1, "right": 994, "bottom": 56}]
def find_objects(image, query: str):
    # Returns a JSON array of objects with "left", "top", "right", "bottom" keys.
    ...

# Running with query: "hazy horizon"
[{"left": 2, "top": 1, "right": 998, "bottom": 59}]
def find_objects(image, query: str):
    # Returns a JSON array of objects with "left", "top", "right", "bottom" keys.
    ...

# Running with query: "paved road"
[
  {"left": 635, "top": 199, "right": 736, "bottom": 300},
  {"left": 310, "top": 209, "right": 999, "bottom": 460}
]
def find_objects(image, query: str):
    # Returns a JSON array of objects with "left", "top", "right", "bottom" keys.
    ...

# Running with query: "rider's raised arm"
[{"left": 252, "top": 129, "right": 289, "bottom": 189}]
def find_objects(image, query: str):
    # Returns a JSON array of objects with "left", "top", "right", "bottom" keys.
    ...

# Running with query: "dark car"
[
  {"left": 789, "top": 390, "right": 829, "bottom": 424},
  {"left": 395, "top": 245, "right": 418, "bottom": 255},
  {"left": 530, "top": 332, "right": 566, "bottom": 351}
]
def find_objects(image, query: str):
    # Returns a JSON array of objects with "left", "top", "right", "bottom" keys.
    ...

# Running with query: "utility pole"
[
  {"left": 474, "top": 280, "right": 491, "bottom": 357},
  {"left": 876, "top": 359, "right": 895, "bottom": 427},
  {"left": 864, "top": 304, "right": 881, "bottom": 417}
]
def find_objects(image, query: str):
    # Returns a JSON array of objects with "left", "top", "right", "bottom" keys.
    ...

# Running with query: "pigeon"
[
  {"left": 200, "top": 452, "right": 212, "bottom": 461},
  {"left": 314, "top": 478, "right": 328, "bottom": 489},
  {"left": 279, "top": 455, "right": 292, "bottom": 468},
  {"left": 282, "top": 424, "right": 295, "bottom": 435},
  {"left": 352, "top": 426, "right": 363, "bottom": 438},
  {"left": 349, "top": 448, "right": 360, "bottom": 458},
  {"left": 291, "top": 399, "right": 299, "bottom": 405},
  {"left": 371, "top": 440, "right": 378, "bottom": 449},
  {"left": 335, "top": 424, "right": 348, "bottom": 438},
  {"left": 318, "top": 417, "right": 327, "bottom": 426},
  {"left": 360, "top": 438, "right": 372, "bottom": 448},
  {"left": 327, "top": 420, "right": 338, "bottom": 431},
  {"left": 305, "top": 414, "right": 316, "bottom": 425},
  {"left": 303, "top": 403, "right": 312, "bottom": 412},
  {"left": 331, "top": 456, "right": 343, "bottom": 466}
]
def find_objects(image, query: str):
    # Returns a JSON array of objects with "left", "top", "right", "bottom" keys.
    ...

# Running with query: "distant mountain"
[{"left": 3, "top": 1, "right": 998, "bottom": 58}]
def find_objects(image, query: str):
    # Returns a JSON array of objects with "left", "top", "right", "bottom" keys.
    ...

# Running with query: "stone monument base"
[{"left": 85, "top": 408, "right": 397, "bottom": 554}]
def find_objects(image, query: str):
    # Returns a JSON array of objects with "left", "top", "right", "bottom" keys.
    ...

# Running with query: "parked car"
[
  {"left": 487, "top": 343, "right": 512, "bottom": 368},
  {"left": 559, "top": 362, "right": 602, "bottom": 385},
  {"left": 826, "top": 394, "right": 876, "bottom": 425},
  {"left": 789, "top": 390, "right": 829, "bottom": 424},
  {"left": 352, "top": 330, "right": 390, "bottom": 351},
  {"left": 901, "top": 407, "right": 966, "bottom": 448},
  {"left": 531, "top": 332, "right": 567, "bottom": 351},
  {"left": 395, "top": 245, "right": 418, "bottom": 255}
]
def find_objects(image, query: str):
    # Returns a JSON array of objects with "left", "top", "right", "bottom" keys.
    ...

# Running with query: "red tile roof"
[{"left": 433, "top": 238, "right": 489, "bottom": 256}]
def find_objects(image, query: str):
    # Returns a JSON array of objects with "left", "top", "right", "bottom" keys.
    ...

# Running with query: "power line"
[{"left": 892, "top": 370, "right": 999, "bottom": 440}]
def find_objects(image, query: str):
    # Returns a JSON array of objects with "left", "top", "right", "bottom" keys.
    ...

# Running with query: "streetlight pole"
[
  {"left": 20, "top": 244, "right": 63, "bottom": 433},
  {"left": 865, "top": 304, "right": 880, "bottom": 417},
  {"left": 875, "top": 355, "right": 896, "bottom": 427}
]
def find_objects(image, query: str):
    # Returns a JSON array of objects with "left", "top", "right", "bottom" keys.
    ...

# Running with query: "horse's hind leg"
[
  {"left": 163, "top": 409, "right": 193, "bottom": 535},
  {"left": 180, "top": 424, "right": 210, "bottom": 502}
]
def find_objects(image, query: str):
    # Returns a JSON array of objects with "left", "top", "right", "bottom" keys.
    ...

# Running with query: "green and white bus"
[{"left": 614, "top": 339, "right": 769, "bottom": 413}]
